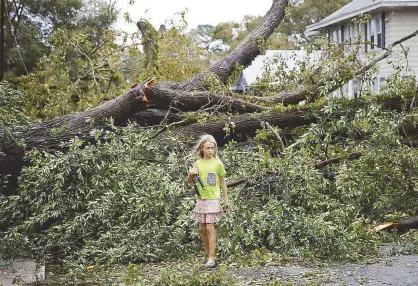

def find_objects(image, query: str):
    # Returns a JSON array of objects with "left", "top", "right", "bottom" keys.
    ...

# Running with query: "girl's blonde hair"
[{"left": 191, "top": 134, "right": 218, "bottom": 158}]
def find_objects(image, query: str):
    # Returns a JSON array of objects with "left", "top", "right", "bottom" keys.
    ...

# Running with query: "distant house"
[
  {"left": 230, "top": 50, "right": 320, "bottom": 93},
  {"left": 305, "top": 0, "right": 418, "bottom": 98}
]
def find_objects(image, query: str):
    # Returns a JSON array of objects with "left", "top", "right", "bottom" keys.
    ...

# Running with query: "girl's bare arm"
[{"left": 220, "top": 176, "right": 229, "bottom": 205}]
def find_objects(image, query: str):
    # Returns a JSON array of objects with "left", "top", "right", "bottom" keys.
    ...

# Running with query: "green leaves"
[
  {"left": 2, "top": 95, "right": 418, "bottom": 264},
  {"left": 18, "top": 26, "right": 127, "bottom": 120},
  {"left": 0, "top": 82, "right": 29, "bottom": 127}
]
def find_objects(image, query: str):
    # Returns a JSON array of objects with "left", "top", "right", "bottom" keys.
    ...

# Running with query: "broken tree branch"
[
  {"left": 0, "top": 81, "right": 152, "bottom": 195},
  {"left": 313, "top": 152, "right": 363, "bottom": 169},
  {"left": 239, "top": 28, "right": 418, "bottom": 106}
]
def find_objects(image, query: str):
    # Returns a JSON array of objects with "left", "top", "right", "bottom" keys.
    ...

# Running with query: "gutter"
[{"left": 306, "top": 1, "right": 418, "bottom": 35}]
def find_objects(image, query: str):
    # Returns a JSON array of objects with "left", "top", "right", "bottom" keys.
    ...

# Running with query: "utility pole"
[{"left": 0, "top": 0, "right": 4, "bottom": 81}]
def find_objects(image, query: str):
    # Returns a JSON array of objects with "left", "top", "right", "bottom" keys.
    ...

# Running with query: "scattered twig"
[
  {"left": 263, "top": 121, "right": 285, "bottom": 152},
  {"left": 313, "top": 152, "right": 362, "bottom": 169},
  {"left": 227, "top": 178, "right": 249, "bottom": 188},
  {"left": 236, "top": 181, "right": 248, "bottom": 199}
]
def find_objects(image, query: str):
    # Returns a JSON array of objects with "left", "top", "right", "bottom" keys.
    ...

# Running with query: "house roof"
[
  {"left": 230, "top": 71, "right": 249, "bottom": 92},
  {"left": 306, "top": 0, "right": 418, "bottom": 35}
]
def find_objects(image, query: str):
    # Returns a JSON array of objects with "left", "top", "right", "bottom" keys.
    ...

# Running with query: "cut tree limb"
[
  {"left": 22, "top": 84, "right": 149, "bottom": 151},
  {"left": 240, "top": 84, "right": 320, "bottom": 106}
]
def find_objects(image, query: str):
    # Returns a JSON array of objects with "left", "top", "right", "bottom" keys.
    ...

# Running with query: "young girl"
[{"left": 187, "top": 134, "right": 229, "bottom": 269}]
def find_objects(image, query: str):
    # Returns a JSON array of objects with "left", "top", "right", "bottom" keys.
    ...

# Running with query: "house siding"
[
  {"left": 327, "top": 8, "right": 418, "bottom": 98},
  {"left": 379, "top": 8, "right": 418, "bottom": 78}
]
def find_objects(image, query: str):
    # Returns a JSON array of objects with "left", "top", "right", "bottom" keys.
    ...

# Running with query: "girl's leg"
[
  {"left": 199, "top": 223, "right": 209, "bottom": 255},
  {"left": 206, "top": 223, "right": 216, "bottom": 262}
]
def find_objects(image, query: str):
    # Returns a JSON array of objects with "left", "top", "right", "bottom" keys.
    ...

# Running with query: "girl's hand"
[{"left": 188, "top": 168, "right": 199, "bottom": 176}]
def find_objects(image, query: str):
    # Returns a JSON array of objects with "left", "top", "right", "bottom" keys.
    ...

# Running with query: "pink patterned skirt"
[{"left": 194, "top": 199, "right": 223, "bottom": 224}]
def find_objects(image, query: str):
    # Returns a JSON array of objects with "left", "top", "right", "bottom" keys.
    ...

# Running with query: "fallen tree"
[
  {"left": 2, "top": 1, "right": 418, "bottom": 264},
  {"left": 1, "top": 0, "right": 418, "bottom": 197}
]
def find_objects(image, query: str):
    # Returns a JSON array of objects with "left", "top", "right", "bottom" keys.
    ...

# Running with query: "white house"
[
  {"left": 305, "top": 0, "right": 418, "bottom": 98},
  {"left": 231, "top": 50, "right": 320, "bottom": 93}
]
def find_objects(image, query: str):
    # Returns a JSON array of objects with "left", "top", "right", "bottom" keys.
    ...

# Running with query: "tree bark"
[
  {"left": 146, "top": 87, "right": 271, "bottom": 113},
  {"left": 22, "top": 85, "right": 148, "bottom": 150},
  {"left": 0, "top": 84, "right": 149, "bottom": 195},
  {"left": 2, "top": 3, "right": 417, "bottom": 198},
  {"left": 137, "top": 20, "right": 158, "bottom": 71},
  {"left": 158, "top": 109, "right": 315, "bottom": 145},
  {"left": 130, "top": 109, "right": 183, "bottom": 127},
  {"left": 244, "top": 84, "right": 320, "bottom": 106},
  {"left": 161, "top": 0, "right": 289, "bottom": 91}
]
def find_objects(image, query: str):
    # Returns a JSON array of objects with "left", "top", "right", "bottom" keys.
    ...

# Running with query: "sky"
[{"left": 114, "top": 0, "right": 273, "bottom": 33}]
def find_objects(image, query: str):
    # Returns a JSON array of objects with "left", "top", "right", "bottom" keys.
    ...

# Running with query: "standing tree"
[
  {"left": 4, "top": 0, "right": 118, "bottom": 81},
  {"left": 279, "top": 0, "right": 352, "bottom": 41}
]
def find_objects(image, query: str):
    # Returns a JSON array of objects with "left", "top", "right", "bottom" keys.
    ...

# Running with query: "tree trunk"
[
  {"left": 137, "top": 20, "right": 158, "bottom": 71},
  {"left": 0, "top": 0, "right": 291, "bottom": 196},
  {"left": 1, "top": 2, "right": 417, "bottom": 198},
  {"left": 131, "top": 109, "right": 183, "bottom": 127},
  {"left": 161, "top": 0, "right": 289, "bottom": 91},
  {"left": 1, "top": 84, "right": 149, "bottom": 195},
  {"left": 158, "top": 109, "right": 315, "bottom": 145},
  {"left": 146, "top": 87, "right": 271, "bottom": 113}
]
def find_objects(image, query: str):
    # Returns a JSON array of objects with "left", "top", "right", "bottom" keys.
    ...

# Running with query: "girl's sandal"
[{"left": 205, "top": 260, "right": 217, "bottom": 269}]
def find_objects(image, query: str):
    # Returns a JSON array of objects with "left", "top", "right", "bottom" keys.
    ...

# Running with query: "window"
[
  {"left": 353, "top": 79, "right": 359, "bottom": 98},
  {"left": 364, "top": 23, "right": 368, "bottom": 52},
  {"left": 373, "top": 78, "right": 378, "bottom": 93},
  {"left": 332, "top": 29, "right": 340, "bottom": 43},
  {"left": 382, "top": 13, "right": 386, "bottom": 47},
  {"left": 379, "top": 77, "right": 386, "bottom": 94},
  {"left": 402, "top": 75, "right": 413, "bottom": 81},
  {"left": 354, "top": 23, "right": 361, "bottom": 40},
  {"left": 348, "top": 25, "right": 353, "bottom": 44},
  {"left": 376, "top": 17, "right": 382, "bottom": 48},
  {"left": 370, "top": 19, "right": 375, "bottom": 50}
]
